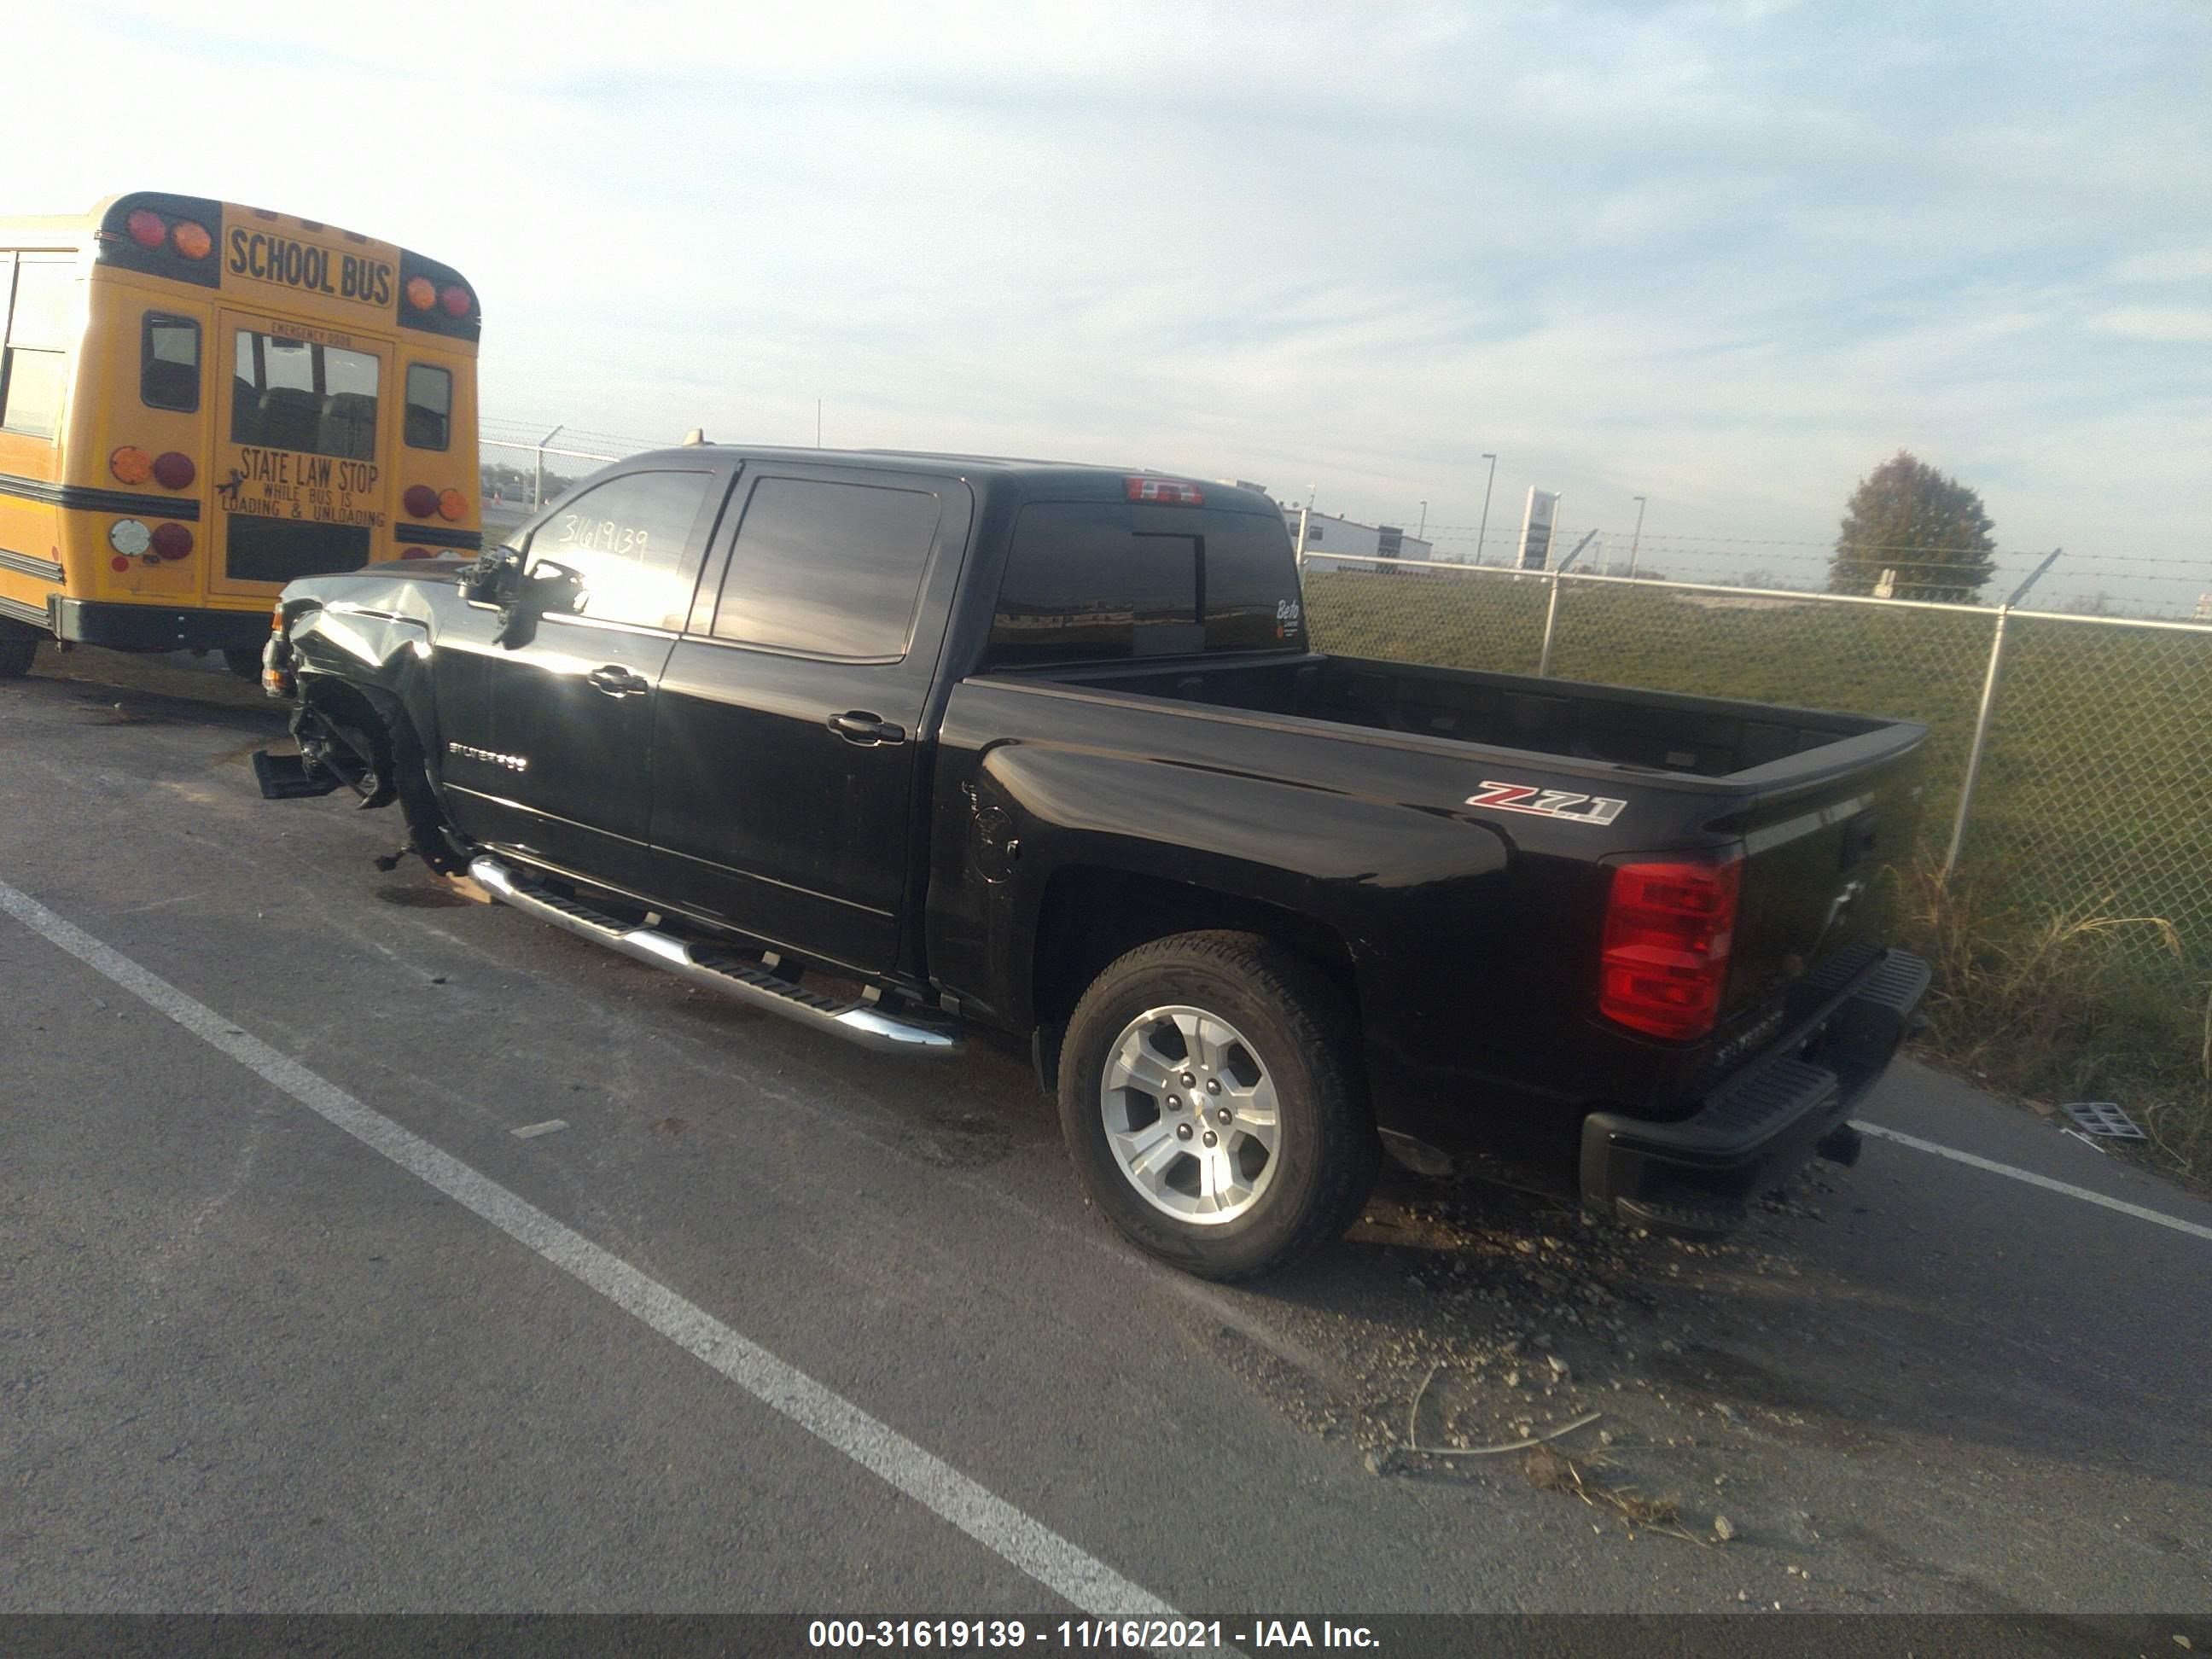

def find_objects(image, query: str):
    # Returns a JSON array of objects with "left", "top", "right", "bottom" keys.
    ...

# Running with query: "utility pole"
[
  {"left": 1475, "top": 454, "right": 1497, "bottom": 567},
  {"left": 1415, "top": 499, "right": 1427, "bottom": 550},
  {"left": 1628, "top": 494, "right": 1647, "bottom": 579}
]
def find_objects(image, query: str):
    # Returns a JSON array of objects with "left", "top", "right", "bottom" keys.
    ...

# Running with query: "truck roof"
[{"left": 621, "top": 445, "right": 1281, "bottom": 511}]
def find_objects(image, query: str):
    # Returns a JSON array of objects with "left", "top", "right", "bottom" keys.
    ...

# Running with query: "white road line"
[
  {"left": 1854, "top": 1120, "right": 2212, "bottom": 1244},
  {"left": 0, "top": 877, "right": 1179, "bottom": 1618}
]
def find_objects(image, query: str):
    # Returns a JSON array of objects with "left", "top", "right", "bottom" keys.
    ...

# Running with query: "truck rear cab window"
[
  {"left": 141, "top": 313, "right": 200, "bottom": 411},
  {"left": 527, "top": 469, "right": 714, "bottom": 632},
  {"left": 708, "top": 476, "right": 943, "bottom": 659},
  {"left": 404, "top": 363, "right": 450, "bottom": 450},
  {"left": 988, "top": 502, "right": 1303, "bottom": 667},
  {"left": 2, "top": 255, "right": 76, "bottom": 439}
]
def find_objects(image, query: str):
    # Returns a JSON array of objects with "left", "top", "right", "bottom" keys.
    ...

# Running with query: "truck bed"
[{"left": 1012, "top": 652, "right": 1909, "bottom": 784}]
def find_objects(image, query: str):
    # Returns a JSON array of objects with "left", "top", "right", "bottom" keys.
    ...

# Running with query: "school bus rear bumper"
[{"left": 50, "top": 598, "right": 271, "bottom": 654}]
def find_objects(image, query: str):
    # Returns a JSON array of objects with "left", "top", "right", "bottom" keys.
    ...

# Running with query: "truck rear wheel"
[{"left": 1057, "top": 930, "right": 1379, "bottom": 1281}]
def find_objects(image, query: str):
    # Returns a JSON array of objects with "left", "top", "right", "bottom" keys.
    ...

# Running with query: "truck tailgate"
[{"left": 1720, "top": 732, "right": 1928, "bottom": 1020}]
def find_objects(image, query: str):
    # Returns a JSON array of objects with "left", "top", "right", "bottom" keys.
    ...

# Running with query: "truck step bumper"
[
  {"left": 469, "top": 856, "right": 963, "bottom": 1059},
  {"left": 1579, "top": 949, "right": 1930, "bottom": 1237}
]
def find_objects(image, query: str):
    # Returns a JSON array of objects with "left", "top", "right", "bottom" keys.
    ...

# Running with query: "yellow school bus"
[{"left": 0, "top": 190, "right": 480, "bottom": 678}]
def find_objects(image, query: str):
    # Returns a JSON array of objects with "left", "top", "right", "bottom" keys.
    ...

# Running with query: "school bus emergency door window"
[{"left": 230, "top": 331, "right": 378, "bottom": 462}]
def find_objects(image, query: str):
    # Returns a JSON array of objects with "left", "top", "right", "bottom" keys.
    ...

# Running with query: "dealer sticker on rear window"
[{"left": 1465, "top": 780, "right": 1627, "bottom": 826}]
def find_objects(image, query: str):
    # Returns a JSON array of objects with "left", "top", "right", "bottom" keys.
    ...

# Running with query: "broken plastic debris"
[{"left": 2063, "top": 1102, "right": 2145, "bottom": 1139}]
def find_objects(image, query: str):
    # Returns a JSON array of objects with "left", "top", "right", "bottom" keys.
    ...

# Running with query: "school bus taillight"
[{"left": 149, "top": 524, "right": 192, "bottom": 562}]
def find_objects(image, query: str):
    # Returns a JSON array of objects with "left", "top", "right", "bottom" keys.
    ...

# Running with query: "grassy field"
[{"left": 1306, "top": 568, "right": 2212, "bottom": 1175}]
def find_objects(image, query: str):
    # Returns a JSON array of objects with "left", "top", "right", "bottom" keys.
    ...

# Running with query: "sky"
[{"left": 8, "top": 1, "right": 2209, "bottom": 611}]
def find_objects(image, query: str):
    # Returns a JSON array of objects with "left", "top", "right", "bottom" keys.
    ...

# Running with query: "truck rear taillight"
[
  {"left": 1599, "top": 857, "right": 1743, "bottom": 1041},
  {"left": 1126, "top": 475, "right": 1204, "bottom": 505}
]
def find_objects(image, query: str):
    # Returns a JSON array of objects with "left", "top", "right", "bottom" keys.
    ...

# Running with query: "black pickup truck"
[{"left": 256, "top": 445, "right": 1930, "bottom": 1279}]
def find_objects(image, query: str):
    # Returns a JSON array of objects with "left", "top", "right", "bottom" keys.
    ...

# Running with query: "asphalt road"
[{"left": 3, "top": 646, "right": 2208, "bottom": 1627}]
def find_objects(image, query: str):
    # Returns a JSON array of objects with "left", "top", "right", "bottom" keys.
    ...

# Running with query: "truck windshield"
[{"left": 988, "top": 502, "right": 1303, "bottom": 667}]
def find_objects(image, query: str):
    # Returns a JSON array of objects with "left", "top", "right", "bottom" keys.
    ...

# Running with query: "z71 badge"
[{"left": 1464, "top": 780, "right": 1626, "bottom": 826}]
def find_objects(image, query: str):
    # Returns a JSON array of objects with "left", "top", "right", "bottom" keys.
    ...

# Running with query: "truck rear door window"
[
  {"left": 708, "top": 476, "right": 943, "bottom": 659},
  {"left": 988, "top": 502, "right": 1302, "bottom": 667}
]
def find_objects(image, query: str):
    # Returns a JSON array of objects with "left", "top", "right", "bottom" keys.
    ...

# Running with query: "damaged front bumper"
[{"left": 1579, "top": 949, "right": 1931, "bottom": 1236}]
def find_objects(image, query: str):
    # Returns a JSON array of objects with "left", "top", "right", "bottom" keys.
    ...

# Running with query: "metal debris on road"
[
  {"left": 2063, "top": 1102, "right": 2146, "bottom": 1139},
  {"left": 511, "top": 1120, "right": 571, "bottom": 1139}
]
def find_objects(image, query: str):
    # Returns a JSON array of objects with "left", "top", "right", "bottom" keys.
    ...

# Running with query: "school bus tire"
[
  {"left": 221, "top": 648, "right": 263, "bottom": 681},
  {"left": 0, "top": 634, "right": 38, "bottom": 679}
]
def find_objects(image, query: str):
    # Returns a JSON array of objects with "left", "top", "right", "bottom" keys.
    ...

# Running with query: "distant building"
[{"left": 1283, "top": 508, "right": 1436, "bottom": 572}]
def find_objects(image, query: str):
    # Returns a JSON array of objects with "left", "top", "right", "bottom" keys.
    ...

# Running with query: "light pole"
[
  {"left": 1475, "top": 454, "right": 1497, "bottom": 566},
  {"left": 1628, "top": 495, "right": 1647, "bottom": 579},
  {"left": 1415, "top": 500, "right": 1427, "bottom": 554}
]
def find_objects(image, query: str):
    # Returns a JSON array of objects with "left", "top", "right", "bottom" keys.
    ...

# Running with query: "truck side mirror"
[
  {"left": 462, "top": 545, "right": 524, "bottom": 607},
  {"left": 491, "top": 559, "right": 587, "bottom": 649}
]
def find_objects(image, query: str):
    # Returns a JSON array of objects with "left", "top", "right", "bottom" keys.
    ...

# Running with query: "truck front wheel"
[{"left": 1057, "top": 931, "right": 1379, "bottom": 1281}]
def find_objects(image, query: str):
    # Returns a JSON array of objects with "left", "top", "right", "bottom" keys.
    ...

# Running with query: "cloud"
[{"left": 13, "top": 0, "right": 2209, "bottom": 610}]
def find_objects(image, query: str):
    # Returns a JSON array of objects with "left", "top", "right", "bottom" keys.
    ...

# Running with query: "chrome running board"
[{"left": 469, "top": 855, "right": 963, "bottom": 1058}]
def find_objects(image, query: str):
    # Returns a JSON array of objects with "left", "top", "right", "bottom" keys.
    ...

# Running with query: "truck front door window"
[{"left": 528, "top": 469, "right": 713, "bottom": 632}]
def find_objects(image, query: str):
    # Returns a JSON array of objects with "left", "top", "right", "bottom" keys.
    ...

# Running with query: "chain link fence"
[{"left": 1304, "top": 555, "right": 2212, "bottom": 992}]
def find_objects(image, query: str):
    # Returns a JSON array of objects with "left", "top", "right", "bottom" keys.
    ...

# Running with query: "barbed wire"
[{"left": 1410, "top": 530, "right": 2208, "bottom": 569}]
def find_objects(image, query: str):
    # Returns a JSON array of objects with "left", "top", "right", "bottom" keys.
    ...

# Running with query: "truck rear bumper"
[{"left": 1578, "top": 949, "right": 1930, "bottom": 1236}]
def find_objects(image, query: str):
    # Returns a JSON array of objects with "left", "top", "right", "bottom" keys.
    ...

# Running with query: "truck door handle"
[
  {"left": 587, "top": 664, "right": 651, "bottom": 697},
  {"left": 827, "top": 710, "right": 906, "bottom": 746}
]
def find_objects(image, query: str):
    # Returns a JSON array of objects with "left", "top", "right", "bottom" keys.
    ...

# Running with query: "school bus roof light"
[
  {"left": 110, "top": 446, "right": 154, "bottom": 486},
  {"left": 439, "top": 283, "right": 474, "bottom": 318},
  {"left": 125, "top": 209, "right": 166, "bottom": 249},
  {"left": 403, "top": 484, "right": 439, "bottom": 518},
  {"left": 172, "top": 221, "right": 214, "bottom": 261},
  {"left": 405, "top": 276, "right": 438, "bottom": 312},
  {"left": 153, "top": 451, "right": 197, "bottom": 490}
]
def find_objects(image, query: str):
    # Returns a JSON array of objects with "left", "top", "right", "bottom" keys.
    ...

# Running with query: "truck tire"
[
  {"left": 1057, "top": 930, "right": 1379, "bottom": 1281},
  {"left": 0, "top": 636, "right": 37, "bottom": 679}
]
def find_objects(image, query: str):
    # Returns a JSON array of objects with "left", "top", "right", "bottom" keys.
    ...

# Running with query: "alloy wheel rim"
[{"left": 1099, "top": 1004, "right": 1281, "bottom": 1225}]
